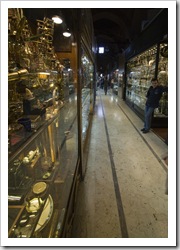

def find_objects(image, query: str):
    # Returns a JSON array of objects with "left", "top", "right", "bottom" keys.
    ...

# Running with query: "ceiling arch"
[{"left": 92, "top": 11, "right": 130, "bottom": 40}]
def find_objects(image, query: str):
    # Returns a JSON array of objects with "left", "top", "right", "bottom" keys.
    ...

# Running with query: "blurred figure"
[
  {"left": 101, "top": 78, "right": 104, "bottom": 89},
  {"left": 104, "top": 76, "right": 108, "bottom": 95},
  {"left": 110, "top": 78, "right": 114, "bottom": 89}
]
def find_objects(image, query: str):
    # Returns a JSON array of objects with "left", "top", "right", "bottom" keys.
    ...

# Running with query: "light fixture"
[
  {"left": 63, "top": 29, "right": 71, "bottom": 37},
  {"left": 52, "top": 16, "right": 63, "bottom": 24},
  {"left": 98, "top": 47, "right": 104, "bottom": 54}
]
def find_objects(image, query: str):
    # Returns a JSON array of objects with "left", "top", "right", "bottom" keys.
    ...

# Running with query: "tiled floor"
[{"left": 71, "top": 88, "right": 168, "bottom": 241}]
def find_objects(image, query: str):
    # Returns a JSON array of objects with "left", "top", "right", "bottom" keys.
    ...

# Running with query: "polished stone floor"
[{"left": 71, "top": 88, "right": 168, "bottom": 241}]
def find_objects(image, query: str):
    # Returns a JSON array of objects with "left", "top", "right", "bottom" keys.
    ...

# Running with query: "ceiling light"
[
  {"left": 52, "top": 16, "right": 63, "bottom": 24},
  {"left": 63, "top": 29, "right": 71, "bottom": 37},
  {"left": 98, "top": 47, "right": 104, "bottom": 54}
]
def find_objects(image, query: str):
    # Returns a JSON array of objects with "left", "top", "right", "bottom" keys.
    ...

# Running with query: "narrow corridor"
[{"left": 72, "top": 88, "right": 168, "bottom": 239}]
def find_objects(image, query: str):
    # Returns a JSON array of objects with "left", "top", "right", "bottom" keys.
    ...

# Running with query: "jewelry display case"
[
  {"left": 81, "top": 51, "right": 94, "bottom": 144},
  {"left": 8, "top": 93, "right": 78, "bottom": 238},
  {"left": 7, "top": 8, "right": 96, "bottom": 239},
  {"left": 8, "top": 8, "right": 79, "bottom": 238},
  {"left": 155, "top": 43, "right": 168, "bottom": 117},
  {"left": 126, "top": 45, "right": 157, "bottom": 110},
  {"left": 125, "top": 43, "right": 168, "bottom": 127}
]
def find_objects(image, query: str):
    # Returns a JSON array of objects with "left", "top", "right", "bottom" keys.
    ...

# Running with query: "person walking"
[
  {"left": 141, "top": 78, "right": 168, "bottom": 133},
  {"left": 104, "top": 76, "right": 108, "bottom": 95}
]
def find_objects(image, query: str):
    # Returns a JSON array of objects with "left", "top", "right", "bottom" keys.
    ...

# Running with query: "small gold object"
[{"left": 33, "top": 181, "right": 47, "bottom": 195}]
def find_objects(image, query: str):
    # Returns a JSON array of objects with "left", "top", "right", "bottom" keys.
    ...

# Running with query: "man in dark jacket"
[
  {"left": 141, "top": 78, "right": 167, "bottom": 133},
  {"left": 104, "top": 76, "right": 108, "bottom": 95}
]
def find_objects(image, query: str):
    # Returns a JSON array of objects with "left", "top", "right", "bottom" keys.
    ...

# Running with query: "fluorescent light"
[
  {"left": 63, "top": 31, "right": 71, "bottom": 37},
  {"left": 52, "top": 16, "right": 63, "bottom": 24}
]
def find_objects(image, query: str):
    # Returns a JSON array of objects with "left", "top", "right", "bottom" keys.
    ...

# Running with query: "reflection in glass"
[{"left": 81, "top": 50, "right": 94, "bottom": 144}]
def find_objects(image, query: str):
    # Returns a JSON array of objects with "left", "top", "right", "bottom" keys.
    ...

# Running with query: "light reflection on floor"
[{"left": 96, "top": 102, "right": 103, "bottom": 118}]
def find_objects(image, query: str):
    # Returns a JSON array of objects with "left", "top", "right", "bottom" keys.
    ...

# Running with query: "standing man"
[
  {"left": 104, "top": 76, "right": 108, "bottom": 95},
  {"left": 141, "top": 78, "right": 167, "bottom": 134}
]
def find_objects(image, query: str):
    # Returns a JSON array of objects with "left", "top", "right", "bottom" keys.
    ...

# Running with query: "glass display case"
[
  {"left": 8, "top": 8, "right": 79, "bottom": 238},
  {"left": 7, "top": 7, "right": 96, "bottom": 239},
  {"left": 8, "top": 95, "right": 78, "bottom": 238},
  {"left": 126, "top": 45, "right": 157, "bottom": 111},
  {"left": 8, "top": 57, "right": 79, "bottom": 237},
  {"left": 118, "top": 73, "right": 124, "bottom": 88},
  {"left": 125, "top": 43, "right": 168, "bottom": 125},
  {"left": 81, "top": 50, "right": 94, "bottom": 144},
  {"left": 155, "top": 43, "right": 168, "bottom": 117},
  {"left": 118, "top": 73, "right": 125, "bottom": 99},
  {"left": 111, "top": 70, "right": 124, "bottom": 97}
]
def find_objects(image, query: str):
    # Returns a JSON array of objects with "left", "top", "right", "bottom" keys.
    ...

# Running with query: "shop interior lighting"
[
  {"left": 52, "top": 16, "right": 63, "bottom": 24},
  {"left": 63, "top": 29, "right": 71, "bottom": 37}
]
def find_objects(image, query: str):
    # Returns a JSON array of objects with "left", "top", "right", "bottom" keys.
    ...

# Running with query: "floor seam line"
[
  {"left": 114, "top": 98, "right": 168, "bottom": 173},
  {"left": 100, "top": 94, "right": 129, "bottom": 238}
]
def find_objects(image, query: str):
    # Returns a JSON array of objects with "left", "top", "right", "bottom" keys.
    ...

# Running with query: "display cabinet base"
[{"left": 126, "top": 101, "right": 168, "bottom": 128}]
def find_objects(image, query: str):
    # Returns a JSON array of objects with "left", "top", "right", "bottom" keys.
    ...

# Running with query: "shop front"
[
  {"left": 8, "top": 8, "right": 96, "bottom": 238},
  {"left": 124, "top": 9, "right": 168, "bottom": 130}
]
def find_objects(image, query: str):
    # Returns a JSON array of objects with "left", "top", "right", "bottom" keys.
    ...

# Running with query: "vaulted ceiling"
[
  {"left": 91, "top": 8, "right": 162, "bottom": 73},
  {"left": 92, "top": 8, "right": 162, "bottom": 53}
]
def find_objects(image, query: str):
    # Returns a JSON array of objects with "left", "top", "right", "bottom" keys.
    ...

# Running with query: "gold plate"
[{"left": 33, "top": 182, "right": 47, "bottom": 195}]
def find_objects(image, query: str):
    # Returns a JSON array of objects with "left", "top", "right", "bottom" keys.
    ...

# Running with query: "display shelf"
[
  {"left": 125, "top": 43, "right": 168, "bottom": 126},
  {"left": 9, "top": 184, "right": 52, "bottom": 238},
  {"left": 126, "top": 46, "right": 157, "bottom": 106},
  {"left": 8, "top": 81, "right": 79, "bottom": 235},
  {"left": 8, "top": 94, "right": 78, "bottom": 237}
]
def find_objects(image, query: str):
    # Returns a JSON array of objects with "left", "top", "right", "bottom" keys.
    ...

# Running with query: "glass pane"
[
  {"left": 126, "top": 45, "right": 157, "bottom": 111},
  {"left": 81, "top": 50, "right": 94, "bottom": 144},
  {"left": 154, "top": 43, "right": 168, "bottom": 117}
]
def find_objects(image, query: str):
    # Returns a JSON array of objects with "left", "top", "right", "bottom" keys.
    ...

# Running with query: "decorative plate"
[
  {"left": 35, "top": 195, "right": 54, "bottom": 232},
  {"left": 33, "top": 182, "right": 47, "bottom": 195}
]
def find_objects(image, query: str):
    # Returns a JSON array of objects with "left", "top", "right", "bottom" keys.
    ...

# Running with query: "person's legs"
[
  {"left": 143, "top": 106, "right": 148, "bottom": 129},
  {"left": 144, "top": 106, "right": 154, "bottom": 131},
  {"left": 104, "top": 87, "right": 107, "bottom": 95}
]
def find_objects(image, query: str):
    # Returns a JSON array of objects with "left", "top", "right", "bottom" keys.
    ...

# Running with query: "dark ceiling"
[
  {"left": 23, "top": 8, "right": 161, "bottom": 51},
  {"left": 91, "top": 9, "right": 162, "bottom": 51},
  {"left": 91, "top": 8, "right": 162, "bottom": 73}
]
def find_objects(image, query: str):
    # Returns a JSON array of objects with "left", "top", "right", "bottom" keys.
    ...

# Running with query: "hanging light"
[
  {"left": 63, "top": 29, "right": 71, "bottom": 37},
  {"left": 52, "top": 16, "right": 63, "bottom": 24}
]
